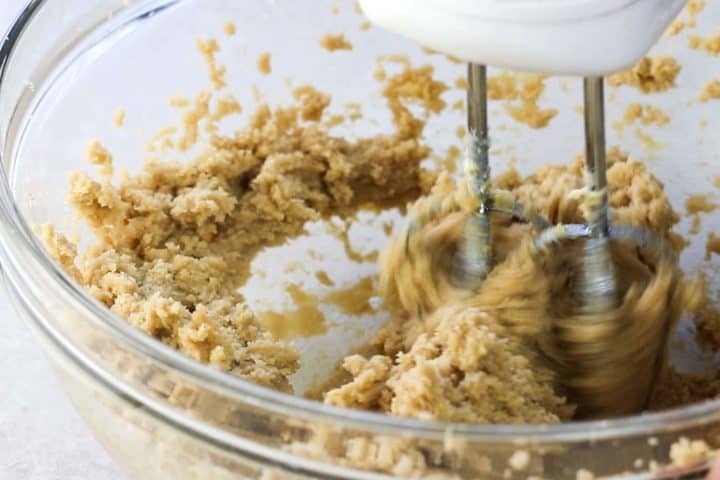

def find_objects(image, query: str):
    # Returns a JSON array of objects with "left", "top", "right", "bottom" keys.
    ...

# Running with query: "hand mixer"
[{"left": 360, "top": 0, "right": 687, "bottom": 418}]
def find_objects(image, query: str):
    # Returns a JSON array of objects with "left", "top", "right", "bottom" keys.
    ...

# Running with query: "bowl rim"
[{"left": 2, "top": 0, "right": 720, "bottom": 445}]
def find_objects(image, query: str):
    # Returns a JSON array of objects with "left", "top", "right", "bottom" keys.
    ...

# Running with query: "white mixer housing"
[{"left": 358, "top": 0, "right": 688, "bottom": 76}]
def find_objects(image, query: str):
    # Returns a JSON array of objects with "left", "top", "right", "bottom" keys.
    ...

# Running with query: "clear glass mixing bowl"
[{"left": 2, "top": 1, "right": 720, "bottom": 478}]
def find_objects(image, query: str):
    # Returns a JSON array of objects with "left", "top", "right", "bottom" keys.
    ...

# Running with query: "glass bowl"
[{"left": 2, "top": 0, "right": 720, "bottom": 478}]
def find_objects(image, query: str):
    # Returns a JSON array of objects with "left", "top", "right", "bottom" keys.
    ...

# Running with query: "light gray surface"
[{"left": 0, "top": 2, "right": 122, "bottom": 479}]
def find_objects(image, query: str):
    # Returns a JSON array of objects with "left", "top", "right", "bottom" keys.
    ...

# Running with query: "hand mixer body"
[{"left": 359, "top": 0, "right": 686, "bottom": 76}]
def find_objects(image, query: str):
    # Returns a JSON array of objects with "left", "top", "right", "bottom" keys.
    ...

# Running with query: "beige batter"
[
  {"left": 607, "top": 56, "right": 681, "bottom": 94},
  {"left": 42, "top": 64, "right": 434, "bottom": 395},
  {"left": 322, "top": 152, "right": 703, "bottom": 421},
  {"left": 41, "top": 51, "right": 711, "bottom": 426}
]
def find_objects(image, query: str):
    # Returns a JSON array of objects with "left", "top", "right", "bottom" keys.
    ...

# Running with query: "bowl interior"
[{"left": 10, "top": 0, "right": 720, "bottom": 396}]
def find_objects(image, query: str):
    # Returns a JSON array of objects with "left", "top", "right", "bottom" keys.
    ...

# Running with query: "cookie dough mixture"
[
  {"left": 322, "top": 151, "right": 703, "bottom": 421},
  {"left": 41, "top": 57, "right": 707, "bottom": 425},
  {"left": 42, "top": 67, "right": 434, "bottom": 394}
]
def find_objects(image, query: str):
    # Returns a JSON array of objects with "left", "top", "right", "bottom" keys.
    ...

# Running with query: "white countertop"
[{"left": 0, "top": 2, "right": 123, "bottom": 479}]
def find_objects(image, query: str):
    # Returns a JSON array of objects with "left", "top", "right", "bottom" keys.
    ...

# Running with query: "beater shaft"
[
  {"left": 583, "top": 77, "right": 610, "bottom": 236},
  {"left": 576, "top": 77, "right": 618, "bottom": 315},
  {"left": 455, "top": 63, "right": 492, "bottom": 289}
]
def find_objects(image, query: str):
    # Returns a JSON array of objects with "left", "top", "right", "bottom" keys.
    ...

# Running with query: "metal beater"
[
  {"left": 456, "top": 68, "right": 618, "bottom": 311},
  {"left": 360, "top": 0, "right": 688, "bottom": 416}
]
